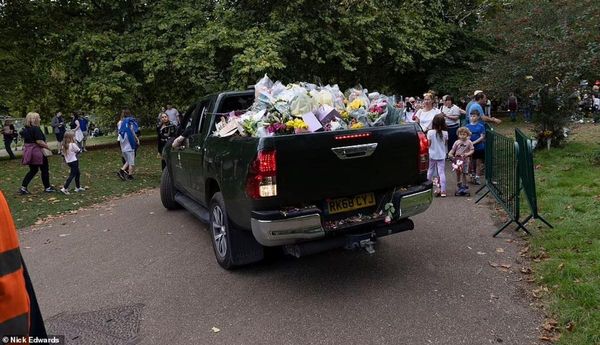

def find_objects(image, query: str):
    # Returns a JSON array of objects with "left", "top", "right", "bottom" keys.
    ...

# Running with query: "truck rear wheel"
[
  {"left": 209, "top": 192, "right": 264, "bottom": 269},
  {"left": 160, "top": 168, "right": 181, "bottom": 210}
]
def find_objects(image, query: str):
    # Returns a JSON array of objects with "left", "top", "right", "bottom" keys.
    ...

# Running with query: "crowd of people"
[
  {"left": 10, "top": 86, "right": 558, "bottom": 200},
  {"left": 399, "top": 90, "right": 502, "bottom": 198},
  {"left": 6, "top": 103, "right": 183, "bottom": 196}
]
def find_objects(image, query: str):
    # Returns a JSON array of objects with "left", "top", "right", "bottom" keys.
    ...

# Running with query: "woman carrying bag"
[{"left": 19, "top": 112, "right": 55, "bottom": 195}]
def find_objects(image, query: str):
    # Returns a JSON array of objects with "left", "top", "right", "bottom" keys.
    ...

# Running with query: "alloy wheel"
[{"left": 212, "top": 205, "right": 227, "bottom": 258}]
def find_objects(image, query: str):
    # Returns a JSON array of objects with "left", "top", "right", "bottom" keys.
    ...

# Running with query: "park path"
[{"left": 17, "top": 185, "right": 544, "bottom": 345}]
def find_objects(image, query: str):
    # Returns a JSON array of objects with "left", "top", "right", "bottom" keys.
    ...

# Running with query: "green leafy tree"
[
  {"left": 1, "top": 0, "right": 490, "bottom": 125},
  {"left": 465, "top": 0, "right": 599, "bottom": 130}
]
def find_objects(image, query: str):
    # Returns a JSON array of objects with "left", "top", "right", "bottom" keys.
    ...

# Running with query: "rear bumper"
[{"left": 251, "top": 182, "right": 433, "bottom": 246}]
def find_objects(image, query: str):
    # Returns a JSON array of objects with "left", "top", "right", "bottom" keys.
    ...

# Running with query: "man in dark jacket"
[{"left": 50, "top": 112, "right": 66, "bottom": 154}]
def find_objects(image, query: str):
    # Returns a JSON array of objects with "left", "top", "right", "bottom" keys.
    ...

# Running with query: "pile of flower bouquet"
[{"left": 213, "top": 74, "right": 403, "bottom": 138}]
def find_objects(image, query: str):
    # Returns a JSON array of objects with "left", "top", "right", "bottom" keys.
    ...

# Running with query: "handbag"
[{"left": 42, "top": 148, "right": 53, "bottom": 157}]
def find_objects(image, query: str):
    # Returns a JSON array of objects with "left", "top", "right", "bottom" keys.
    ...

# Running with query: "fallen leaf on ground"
[
  {"left": 505, "top": 239, "right": 514, "bottom": 243},
  {"left": 59, "top": 234, "right": 70, "bottom": 237},
  {"left": 539, "top": 335, "right": 560, "bottom": 342},
  {"left": 489, "top": 262, "right": 499, "bottom": 268},
  {"left": 477, "top": 251, "right": 486, "bottom": 255},
  {"left": 558, "top": 263, "right": 564, "bottom": 270},
  {"left": 520, "top": 267, "right": 532, "bottom": 274},
  {"left": 543, "top": 319, "right": 558, "bottom": 331},
  {"left": 496, "top": 248, "right": 505, "bottom": 253},
  {"left": 566, "top": 321, "right": 575, "bottom": 332},
  {"left": 500, "top": 264, "right": 511, "bottom": 269},
  {"left": 211, "top": 327, "right": 220, "bottom": 333}
]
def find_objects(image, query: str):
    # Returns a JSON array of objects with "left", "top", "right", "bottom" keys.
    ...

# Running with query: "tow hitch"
[
  {"left": 344, "top": 232, "right": 377, "bottom": 254},
  {"left": 282, "top": 219, "right": 414, "bottom": 259},
  {"left": 359, "top": 239, "right": 376, "bottom": 254}
]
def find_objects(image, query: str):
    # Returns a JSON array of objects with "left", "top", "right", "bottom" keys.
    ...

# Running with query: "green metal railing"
[
  {"left": 476, "top": 128, "right": 530, "bottom": 236},
  {"left": 515, "top": 128, "right": 553, "bottom": 229}
]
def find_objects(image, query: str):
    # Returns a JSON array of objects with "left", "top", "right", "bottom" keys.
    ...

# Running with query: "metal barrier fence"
[
  {"left": 515, "top": 128, "right": 553, "bottom": 229},
  {"left": 476, "top": 128, "right": 530, "bottom": 236}
]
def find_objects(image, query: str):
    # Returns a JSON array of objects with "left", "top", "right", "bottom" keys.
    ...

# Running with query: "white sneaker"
[
  {"left": 60, "top": 187, "right": 70, "bottom": 195},
  {"left": 74, "top": 187, "right": 85, "bottom": 192}
]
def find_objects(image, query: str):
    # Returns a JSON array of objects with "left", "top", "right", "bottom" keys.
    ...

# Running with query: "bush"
[{"left": 533, "top": 86, "right": 570, "bottom": 149}]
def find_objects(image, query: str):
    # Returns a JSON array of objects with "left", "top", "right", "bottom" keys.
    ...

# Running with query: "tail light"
[
  {"left": 417, "top": 131, "right": 429, "bottom": 173},
  {"left": 246, "top": 150, "right": 277, "bottom": 199}
]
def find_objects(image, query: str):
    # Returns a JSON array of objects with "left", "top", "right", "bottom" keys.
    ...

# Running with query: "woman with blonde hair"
[
  {"left": 413, "top": 92, "right": 441, "bottom": 131},
  {"left": 19, "top": 112, "right": 55, "bottom": 194}
]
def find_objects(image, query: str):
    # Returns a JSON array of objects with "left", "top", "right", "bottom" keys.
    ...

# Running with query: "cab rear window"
[{"left": 217, "top": 95, "right": 254, "bottom": 114}]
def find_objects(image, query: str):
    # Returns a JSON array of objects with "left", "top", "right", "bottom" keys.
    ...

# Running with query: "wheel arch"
[{"left": 205, "top": 178, "right": 220, "bottom": 206}]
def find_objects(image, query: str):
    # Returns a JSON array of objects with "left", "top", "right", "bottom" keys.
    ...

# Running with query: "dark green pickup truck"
[{"left": 161, "top": 90, "right": 433, "bottom": 269}]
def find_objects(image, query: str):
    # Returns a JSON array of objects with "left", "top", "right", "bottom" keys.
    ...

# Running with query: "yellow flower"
[
  {"left": 349, "top": 99, "right": 363, "bottom": 110},
  {"left": 287, "top": 119, "right": 308, "bottom": 130},
  {"left": 351, "top": 122, "right": 364, "bottom": 129},
  {"left": 340, "top": 110, "right": 350, "bottom": 119},
  {"left": 296, "top": 120, "right": 308, "bottom": 129}
]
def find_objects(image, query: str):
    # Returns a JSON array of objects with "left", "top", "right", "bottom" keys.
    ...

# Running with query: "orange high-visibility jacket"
[{"left": 0, "top": 191, "right": 30, "bottom": 336}]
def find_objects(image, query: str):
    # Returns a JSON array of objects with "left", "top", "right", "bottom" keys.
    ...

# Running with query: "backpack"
[{"left": 70, "top": 119, "right": 77, "bottom": 130}]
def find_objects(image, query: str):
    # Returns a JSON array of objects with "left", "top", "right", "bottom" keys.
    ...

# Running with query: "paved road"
[{"left": 19, "top": 189, "right": 542, "bottom": 345}]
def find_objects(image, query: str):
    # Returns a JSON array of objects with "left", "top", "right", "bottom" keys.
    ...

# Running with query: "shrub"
[{"left": 533, "top": 86, "right": 570, "bottom": 149}]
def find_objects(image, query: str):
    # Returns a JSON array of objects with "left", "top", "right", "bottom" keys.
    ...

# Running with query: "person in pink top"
[{"left": 448, "top": 127, "right": 475, "bottom": 196}]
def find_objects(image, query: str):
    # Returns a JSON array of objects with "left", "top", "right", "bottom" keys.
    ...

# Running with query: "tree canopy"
[{"left": 0, "top": 0, "right": 597, "bottom": 126}]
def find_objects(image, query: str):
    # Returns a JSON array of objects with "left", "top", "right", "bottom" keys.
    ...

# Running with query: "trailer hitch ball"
[{"left": 359, "top": 239, "right": 376, "bottom": 254}]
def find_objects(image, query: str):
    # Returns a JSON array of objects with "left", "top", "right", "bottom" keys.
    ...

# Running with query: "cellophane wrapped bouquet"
[{"left": 213, "top": 75, "right": 404, "bottom": 138}]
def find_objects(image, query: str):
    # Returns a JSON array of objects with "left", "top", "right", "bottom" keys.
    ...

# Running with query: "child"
[
  {"left": 448, "top": 127, "right": 475, "bottom": 196},
  {"left": 426, "top": 114, "right": 448, "bottom": 197},
  {"left": 117, "top": 109, "right": 139, "bottom": 180},
  {"left": 60, "top": 131, "right": 84, "bottom": 195},
  {"left": 466, "top": 109, "right": 486, "bottom": 185}
]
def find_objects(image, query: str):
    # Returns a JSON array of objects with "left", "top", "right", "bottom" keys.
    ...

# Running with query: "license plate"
[{"left": 327, "top": 193, "right": 376, "bottom": 214}]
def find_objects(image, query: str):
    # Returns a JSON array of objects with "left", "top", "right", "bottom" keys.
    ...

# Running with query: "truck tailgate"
[{"left": 260, "top": 124, "right": 423, "bottom": 206}]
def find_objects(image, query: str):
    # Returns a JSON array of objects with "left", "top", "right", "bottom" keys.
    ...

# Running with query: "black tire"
[
  {"left": 209, "top": 192, "right": 264, "bottom": 270},
  {"left": 160, "top": 168, "right": 181, "bottom": 210}
]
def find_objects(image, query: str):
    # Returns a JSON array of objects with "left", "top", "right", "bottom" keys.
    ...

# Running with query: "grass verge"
[
  {"left": 494, "top": 119, "right": 600, "bottom": 345},
  {"left": 0, "top": 145, "right": 163, "bottom": 229}
]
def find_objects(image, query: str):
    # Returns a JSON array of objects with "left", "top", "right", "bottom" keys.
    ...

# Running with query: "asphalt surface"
[{"left": 18, "top": 188, "right": 543, "bottom": 345}]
